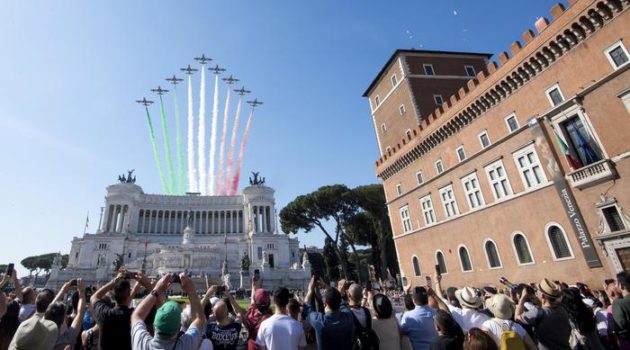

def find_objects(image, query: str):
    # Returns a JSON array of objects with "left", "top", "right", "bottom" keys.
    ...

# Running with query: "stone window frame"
[
  {"left": 439, "top": 184, "right": 460, "bottom": 218},
  {"left": 604, "top": 39, "right": 630, "bottom": 70},
  {"left": 420, "top": 194, "right": 436, "bottom": 226},
  {"left": 435, "top": 250, "right": 448, "bottom": 275},
  {"left": 483, "top": 238, "right": 503, "bottom": 269},
  {"left": 457, "top": 244, "right": 474, "bottom": 273},
  {"left": 545, "top": 83, "right": 565, "bottom": 107},
  {"left": 461, "top": 172, "right": 485, "bottom": 210},
  {"left": 399, "top": 205, "right": 413, "bottom": 233},
  {"left": 543, "top": 222, "right": 575, "bottom": 261},
  {"left": 512, "top": 144, "right": 549, "bottom": 191},
  {"left": 434, "top": 94, "right": 444, "bottom": 106},
  {"left": 456, "top": 145, "right": 467, "bottom": 162},
  {"left": 478, "top": 130, "right": 491, "bottom": 149},
  {"left": 511, "top": 231, "right": 536, "bottom": 266},
  {"left": 505, "top": 113, "right": 519, "bottom": 133},
  {"left": 464, "top": 65, "right": 476, "bottom": 77},
  {"left": 412, "top": 255, "right": 421, "bottom": 276},
  {"left": 423, "top": 64, "right": 435, "bottom": 75},
  {"left": 484, "top": 159, "right": 514, "bottom": 202}
]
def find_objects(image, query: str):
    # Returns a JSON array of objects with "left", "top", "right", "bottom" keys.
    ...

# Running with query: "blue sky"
[{"left": 0, "top": 0, "right": 559, "bottom": 275}]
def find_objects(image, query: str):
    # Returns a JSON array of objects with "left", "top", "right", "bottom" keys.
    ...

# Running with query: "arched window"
[
  {"left": 484, "top": 240, "right": 502, "bottom": 268},
  {"left": 412, "top": 256, "right": 421, "bottom": 276},
  {"left": 436, "top": 251, "right": 447, "bottom": 274},
  {"left": 547, "top": 224, "right": 573, "bottom": 259},
  {"left": 513, "top": 233, "right": 534, "bottom": 264},
  {"left": 458, "top": 246, "right": 473, "bottom": 272}
]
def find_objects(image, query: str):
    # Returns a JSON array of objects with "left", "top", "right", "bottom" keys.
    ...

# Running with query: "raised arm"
[
  {"left": 250, "top": 277, "right": 260, "bottom": 305},
  {"left": 201, "top": 285, "right": 218, "bottom": 310},
  {"left": 131, "top": 273, "right": 171, "bottom": 325},
  {"left": 91, "top": 269, "right": 125, "bottom": 305},
  {"left": 514, "top": 288, "right": 528, "bottom": 323},
  {"left": 71, "top": 279, "right": 87, "bottom": 330},
  {"left": 225, "top": 289, "right": 246, "bottom": 320},
  {"left": 12, "top": 273, "right": 23, "bottom": 301},
  {"left": 181, "top": 274, "right": 205, "bottom": 331},
  {"left": 53, "top": 280, "right": 73, "bottom": 305}
]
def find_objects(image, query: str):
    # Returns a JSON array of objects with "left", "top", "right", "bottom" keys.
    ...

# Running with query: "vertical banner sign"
[{"left": 528, "top": 118, "right": 602, "bottom": 268}]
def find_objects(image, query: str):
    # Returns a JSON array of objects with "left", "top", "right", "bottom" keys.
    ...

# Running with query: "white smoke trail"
[
  {"left": 224, "top": 97, "right": 243, "bottom": 195},
  {"left": 207, "top": 74, "right": 219, "bottom": 195},
  {"left": 187, "top": 75, "right": 197, "bottom": 192},
  {"left": 216, "top": 88, "right": 232, "bottom": 195},
  {"left": 197, "top": 67, "right": 207, "bottom": 195}
]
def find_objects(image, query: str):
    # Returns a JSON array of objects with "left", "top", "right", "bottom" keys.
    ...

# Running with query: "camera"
[
  {"left": 216, "top": 286, "right": 225, "bottom": 296},
  {"left": 124, "top": 272, "right": 137, "bottom": 280},
  {"left": 70, "top": 279, "right": 77, "bottom": 287},
  {"left": 5, "top": 263, "right": 14, "bottom": 277},
  {"left": 170, "top": 273, "right": 181, "bottom": 284}
]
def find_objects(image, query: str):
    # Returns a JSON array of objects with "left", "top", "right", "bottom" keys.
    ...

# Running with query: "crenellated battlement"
[{"left": 374, "top": 0, "right": 627, "bottom": 179}]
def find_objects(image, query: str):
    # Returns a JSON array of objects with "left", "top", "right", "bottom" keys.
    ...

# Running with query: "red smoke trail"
[
  {"left": 223, "top": 97, "right": 243, "bottom": 195},
  {"left": 230, "top": 108, "right": 255, "bottom": 195}
]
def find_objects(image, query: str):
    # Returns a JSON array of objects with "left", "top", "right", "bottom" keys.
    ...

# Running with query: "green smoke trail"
[
  {"left": 173, "top": 85, "right": 185, "bottom": 194},
  {"left": 144, "top": 107, "right": 169, "bottom": 193},
  {"left": 158, "top": 95, "right": 177, "bottom": 194}
]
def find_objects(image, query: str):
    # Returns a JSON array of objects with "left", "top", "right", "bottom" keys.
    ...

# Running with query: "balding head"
[
  {"left": 348, "top": 284, "right": 363, "bottom": 304},
  {"left": 212, "top": 299, "right": 228, "bottom": 322}
]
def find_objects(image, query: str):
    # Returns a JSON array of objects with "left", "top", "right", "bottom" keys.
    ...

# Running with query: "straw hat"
[
  {"left": 538, "top": 278, "right": 561, "bottom": 298},
  {"left": 455, "top": 287, "right": 482, "bottom": 309},
  {"left": 487, "top": 294, "right": 515, "bottom": 320}
]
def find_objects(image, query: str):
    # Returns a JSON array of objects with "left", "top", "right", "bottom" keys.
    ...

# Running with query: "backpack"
[
  {"left": 493, "top": 319, "right": 525, "bottom": 350},
  {"left": 351, "top": 307, "right": 379, "bottom": 350}
]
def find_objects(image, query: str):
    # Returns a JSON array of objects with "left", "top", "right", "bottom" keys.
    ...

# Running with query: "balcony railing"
[{"left": 567, "top": 159, "right": 616, "bottom": 189}]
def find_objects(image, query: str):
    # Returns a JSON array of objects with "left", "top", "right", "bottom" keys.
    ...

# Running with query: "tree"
[
  {"left": 20, "top": 253, "right": 68, "bottom": 283},
  {"left": 345, "top": 184, "right": 399, "bottom": 280},
  {"left": 322, "top": 237, "right": 340, "bottom": 281},
  {"left": 280, "top": 184, "right": 358, "bottom": 279}
]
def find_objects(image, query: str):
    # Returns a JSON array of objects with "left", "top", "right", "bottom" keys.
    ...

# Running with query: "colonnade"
[
  {"left": 252, "top": 205, "right": 273, "bottom": 233},
  {"left": 136, "top": 209, "right": 244, "bottom": 235},
  {"left": 103, "top": 204, "right": 129, "bottom": 233}
]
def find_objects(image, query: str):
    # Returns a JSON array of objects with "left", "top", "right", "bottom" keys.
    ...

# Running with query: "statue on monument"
[
  {"left": 249, "top": 171, "right": 266, "bottom": 186},
  {"left": 117, "top": 169, "right": 137, "bottom": 184},
  {"left": 112, "top": 253, "right": 124, "bottom": 273},
  {"left": 240, "top": 251, "right": 250, "bottom": 272},
  {"left": 186, "top": 210, "right": 194, "bottom": 228}
]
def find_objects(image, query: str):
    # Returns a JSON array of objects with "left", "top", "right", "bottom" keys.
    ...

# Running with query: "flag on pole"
[
  {"left": 84, "top": 211, "right": 89, "bottom": 233},
  {"left": 553, "top": 130, "right": 582, "bottom": 171}
]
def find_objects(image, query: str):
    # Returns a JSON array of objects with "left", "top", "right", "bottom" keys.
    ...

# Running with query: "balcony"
[{"left": 566, "top": 159, "right": 616, "bottom": 189}]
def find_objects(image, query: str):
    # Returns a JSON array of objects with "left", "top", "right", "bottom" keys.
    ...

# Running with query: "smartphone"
[
  {"left": 216, "top": 286, "right": 225, "bottom": 296},
  {"left": 425, "top": 276, "right": 432, "bottom": 288},
  {"left": 435, "top": 264, "right": 441, "bottom": 278},
  {"left": 254, "top": 269, "right": 260, "bottom": 281},
  {"left": 365, "top": 282, "right": 372, "bottom": 292},
  {"left": 6, "top": 263, "right": 14, "bottom": 277},
  {"left": 70, "top": 279, "right": 77, "bottom": 287},
  {"left": 171, "top": 274, "right": 181, "bottom": 284},
  {"left": 125, "top": 272, "right": 136, "bottom": 280}
]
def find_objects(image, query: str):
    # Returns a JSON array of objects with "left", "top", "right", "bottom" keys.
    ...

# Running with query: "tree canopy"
[{"left": 280, "top": 183, "right": 398, "bottom": 281}]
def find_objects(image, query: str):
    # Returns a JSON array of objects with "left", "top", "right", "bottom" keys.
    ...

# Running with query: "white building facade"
[{"left": 48, "top": 180, "right": 311, "bottom": 290}]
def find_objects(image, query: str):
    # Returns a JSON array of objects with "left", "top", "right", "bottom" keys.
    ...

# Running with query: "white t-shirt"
[
  {"left": 482, "top": 318, "right": 528, "bottom": 344},
  {"left": 256, "top": 314, "right": 306, "bottom": 350},
  {"left": 448, "top": 306, "right": 490, "bottom": 332}
]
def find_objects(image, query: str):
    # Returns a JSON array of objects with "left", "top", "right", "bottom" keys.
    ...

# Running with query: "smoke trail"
[
  {"left": 231, "top": 108, "right": 255, "bottom": 195},
  {"left": 173, "top": 84, "right": 185, "bottom": 194},
  {"left": 216, "top": 88, "right": 232, "bottom": 195},
  {"left": 207, "top": 74, "right": 219, "bottom": 195},
  {"left": 197, "top": 68, "right": 207, "bottom": 195},
  {"left": 144, "top": 107, "right": 169, "bottom": 193},
  {"left": 187, "top": 75, "right": 197, "bottom": 193},
  {"left": 158, "top": 94, "right": 176, "bottom": 194},
  {"left": 224, "top": 97, "right": 243, "bottom": 195}
]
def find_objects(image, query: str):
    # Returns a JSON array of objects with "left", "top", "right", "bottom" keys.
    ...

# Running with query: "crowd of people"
[{"left": 1, "top": 266, "right": 630, "bottom": 350}]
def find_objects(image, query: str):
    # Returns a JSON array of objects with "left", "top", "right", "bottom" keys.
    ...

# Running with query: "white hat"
[
  {"left": 9, "top": 317, "right": 58, "bottom": 350},
  {"left": 487, "top": 294, "right": 515, "bottom": 320},
  {"left": 210, "top": 297, "right": 220, "bottom": 306},
  {"left": 455, "top": 287, "right": 482, "bottom": 309}
]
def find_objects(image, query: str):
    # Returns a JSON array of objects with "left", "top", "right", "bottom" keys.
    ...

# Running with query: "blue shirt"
[
  {"left": 400, "top": 305, "right": 438, "bottom": 350},
  {"left": 306, "top": 304, "right": 355, "bottom": 350}
]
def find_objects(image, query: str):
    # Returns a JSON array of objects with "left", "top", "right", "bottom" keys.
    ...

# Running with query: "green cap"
[{"left": 154, "top": 300, "right": 181, "bottom": 337}]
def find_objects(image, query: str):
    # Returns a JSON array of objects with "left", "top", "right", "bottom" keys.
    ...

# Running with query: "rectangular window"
[
  {"left": 559, "top": 116, "right": 603, "bottom": 167},
  {"left": 420, "top": 195, "right": 436, "bottom": 225},
  {"left": 602, "top": 206, "right": 626, "bottom": 231},
  {"left": 435, "top": 160, "right": 444, "bottom": 175},
  {"left": 462, "top": 173, "right": 485, "bottom": 209},
  {"left": 605, "top": 41, "right": 630, "bottom": 69},
  {"left": 465, "top": 65, "right": 476, "bottom": 77},
  {"left": 439, "top": 185, "right": 459, "bottom": 218},
  {"left": 434, "top": 95, "right": 444, "bottom": 106},
  {"left": 400, "top": 206, "right": 412, "bottom": 233},
  {"left": 374, "top": 95, "right": 380, "bottom": 107},
  {"left": 391, "top": 74, "right": 398, "bottom": 87},
  {"left": 505, "top": 114, "right": 519, "bottom": 133},
  {"left": 513, "top": 145, "right": 548, "bottom": 189},
  {"left": 479, "top": 131, "right": 491, "bottom": 148},
  {"left": 416, "top": 171, "right": 424, "bottom": 185},
  {"left": 423, "top": 64, "right": 435, "bottom": 75},
  {"left": 546, "top": 84, "right": 565, "bottom": 107},
  {"left": 396, "top": 184, "right": 403, "bottom": 196},
  {"left": 456, "top": 146, "right": 466, "bottom": 162},
  {"left": 485, "top": 160, "right": 513, "bottom": 200},
  {"left": 399, "top": 104, "right": 406, "bottom": 115}
]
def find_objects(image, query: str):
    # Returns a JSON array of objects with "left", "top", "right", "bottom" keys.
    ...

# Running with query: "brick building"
[{"left": 364, "top": 0, "right": 630, "bottom": 287}]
